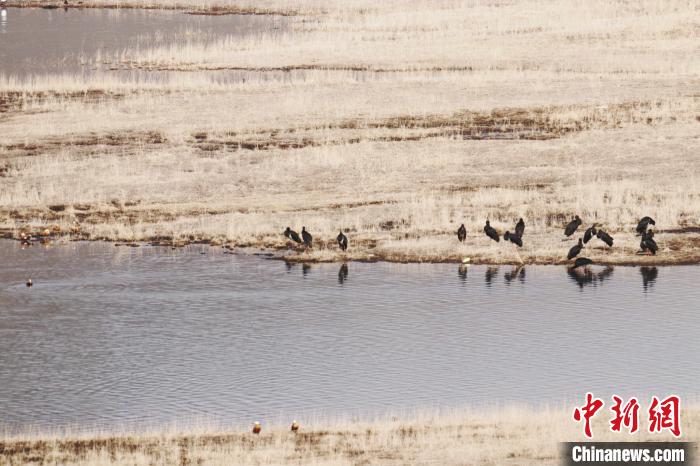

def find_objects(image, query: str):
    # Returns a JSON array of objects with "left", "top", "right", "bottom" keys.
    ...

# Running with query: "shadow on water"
[
  {"left": 457, "top": 264, "right": 468, "bottom": 283},
  {"left": 640, "top": 266, "right": 659, "bottom": 292},
  {"left": 504, "top": 265, "right": 525, "bottom": 285},
  {"left": 567, "top": 265, "right": 615, "bottom": 290},
  {"left": 484, "top": 266, "right": 499, "bottom": 287},
  {"left": 338, "top": 263, "right": 349, "bottom": 284}
]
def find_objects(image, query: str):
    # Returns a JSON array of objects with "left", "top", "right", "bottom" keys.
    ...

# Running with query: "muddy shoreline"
[{"left": 2, "top": 231, "right": 698, "bottom": 266}]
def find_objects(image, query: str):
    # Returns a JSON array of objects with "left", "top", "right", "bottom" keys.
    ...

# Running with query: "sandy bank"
[{"left": 2, "top": 405, "right": 698, "bottom": 466}]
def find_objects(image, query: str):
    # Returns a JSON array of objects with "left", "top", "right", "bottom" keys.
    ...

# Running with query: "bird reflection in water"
[
  {"left": 640, "top": 266, "right": 658, "bottom": 292},
  {"left": 567, "top": 265, "right": 615, "bottom": 290},
  {"left": 504, "top": 265, "right": 525, "bottom": 284},
  {"left": 284, "top": 261, "right": 295, "bottom": 272},
  {"left": 458, "top": 264, "right": 468, "bottom": 283},
  {"left": 484, "top": 266, "right": 499, "bottom": 286},
  {"left": 338, "top": 263, "right": 349, "bottom": 284},
  {"left": 302, "top": 263, "right": 311, "bottom": 277},
  {"left": 1, "top": 9, "right": 7, "bottom": 35},
  {"left": 597, "top": 266, "right": 614, "bottom": 284}
]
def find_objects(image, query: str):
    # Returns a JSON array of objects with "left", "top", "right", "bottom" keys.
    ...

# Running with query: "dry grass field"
[
  {"left": 1, "top": 0, "right": 698, "bottom": 264},
  {"left": 2, "top": 404, "right": 698, "bottom": 465}
]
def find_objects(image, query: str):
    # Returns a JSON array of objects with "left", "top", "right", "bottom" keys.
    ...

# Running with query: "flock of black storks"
[
  {"left": 284, "top": 226, "right": 348, "bottom": 251},
  {"left": 284, "top": 215, "right": 658, "bottom": 267},
  {"left": 457, "top": 215, "right": 658, "bottom": 267}
]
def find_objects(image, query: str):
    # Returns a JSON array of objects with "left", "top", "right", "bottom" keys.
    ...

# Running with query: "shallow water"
[
  {"left": 0, "top": 8, "right": 284, "bottom": 76},
  {"left": 0, "top": 240, "right": 699, "bottom": 429}
]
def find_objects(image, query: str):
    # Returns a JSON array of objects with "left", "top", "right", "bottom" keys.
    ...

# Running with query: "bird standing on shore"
[
  {"left": 484, "top": 220, "right": 500, "bottom": 242},
  {"left": 515, "top": 218, "right": 525, "bottom": 238},
  {"left": 290, "top": 420, "right": 300, "bottom": 432},
  {"left": 564, "top": 215, "right": 582, "bottom": 237},
  {"left": 284, "top": 227, "right": 302, "bottom": 244},
  {"left": 640, "top": 229, "right": 658, "bottom": 255},
  {"left": 252, "top": 422, "right": 262, "bottom": 434},
  {"left": 504, "top": 231, "right": 523, "bottom": 247},
  {"left": 567, "top": 238, "right": 583, "bottom": 260},
  {"left": 337, "top": 230, "right": 348, "bottom": 251},
  {"left": 572, "top": 257, "right": 593, "bottom": 269},
  {"left": 583, "top": 225, "right": 597, "bottom": 244},
  {"left": 301, "top": 227, "right": 313, "bottom": 248},
  {"left": 636, "top": 216, "right": 656, "bottom": 235},
  {"left": 456, "top": 224, "right": 466, "bottom": 242},
  {"left": 596, "top": 229, "right": 614, "bottom": 247}
]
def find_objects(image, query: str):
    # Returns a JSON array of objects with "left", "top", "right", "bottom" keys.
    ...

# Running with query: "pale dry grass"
[
  {"left": 1, "top": 404, "right": 699, "bottom": 465},
  {"left": 105, "top": 1, "right": 698, "bottom": 75},
  {"left": 2, "top": 123, "right": 698, "bottom": 264},
  {"left": 0, "top": 0, "right": 698, "bottom": 264}
]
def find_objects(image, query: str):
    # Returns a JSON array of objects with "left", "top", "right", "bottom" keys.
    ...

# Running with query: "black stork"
[
  {"left": 597, "top": 229, "right": 614, "bottom": 247},
  {"left": 301, "top": 227, "right": 313, "bottom": 248},
  {"left": 337, "top": 230, "right": 348, "bottom": 251},
  {"left": 636, "top": 216, "right": 656, "bottom": 235},
  {"left": 284, "top": 227, "right": 302, "bottom": 244},
  {"left": 572, "top": 257, "right": 593, "bottom": 269},
  {"left": 504, "top": 231, "right": 523, "bottom": 247},
  {"left": 564, "top": 215, "right": 582, "bottom": 237},
  {"left": 567, "top": 238, "right": 583, "bottom": 260},
  {"left": 583, "top": 225, "right": 597, "bottom": 244},
  {"left": 457, "top": 224, "right": 466, "bottom": 242},
  {"left": 640, "top": 229, "right": 658, "bottom": 255},
  {"left": 484, "top": 220, "right": 500, "bottom": 242}
]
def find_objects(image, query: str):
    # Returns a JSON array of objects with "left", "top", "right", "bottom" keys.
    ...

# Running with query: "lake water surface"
[
  {"left": 0, "top": 8, "right": 284, "bottom": 76},
  {"left": 0, "top": 240, "right": 698, "bottom": 430}
]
